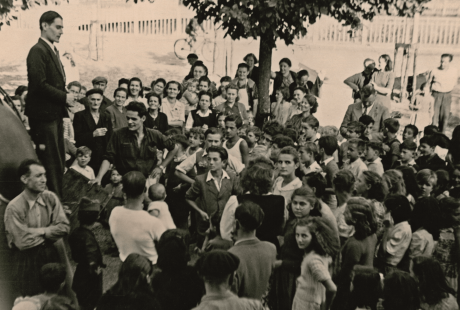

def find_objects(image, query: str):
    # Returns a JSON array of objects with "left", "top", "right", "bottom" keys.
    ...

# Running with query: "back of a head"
[
  {"left": 235, "top": 200, "right": 265, "bottom": 231},
  {"left": 346, "top": 197, "right": 377, "bottom": 238},
  {"left": 333, "top": 170, "right": 355, "bottom": 193},
  {"left": 148, "top": 183, "right": 166, "bottom": 202},
  {"left": 122, "top": 171, "right": 146, "bottom": 199},
  {"left": 384, "top": 118, "right": 400, "bottom": 134},
  {"left": 384, "top": 194, "right": 412, "bottom": 224},
  {"left": 41, "top": 296, "right": 76, "bottom": 310},
  {"left": 318, "top": 135, "right": 338, "bottom": 156},
  {"left": 424, "top": 125, "right": 439, "bottom": 136},
  {"left": 305, "top": 172, "right": 327, "bottom": 198},
  {"left": 156, "top": 229, "right": 188, "bottom": 273},
  {"left": 395, "top": 166, "right": 421, "bottom": 198},
  {"left": 350, "top": 266, "right": 382, "bottom": 310},
  {"left": 114, "top": 253, "right": 153, "bottom": 296},
  {"left": 410, "top": 197, "right": 441, "bottom": 236},
  {"left": 241, "top": 161, "right": 274, "bottom": 195},
  {"left": 40, "top": 263, "right": 66, "bottom": 293},
  {"left": 383, "top": 270, "right": 420, "bottom": 310}
]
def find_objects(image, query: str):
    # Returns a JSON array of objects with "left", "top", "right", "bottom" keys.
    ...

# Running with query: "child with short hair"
[
  {"left": 238, "top": 124, "right": 249, "bottom": 138},
  {"left": 299, "top": 115, "right": 320, "bottom": 145},
  {"left": 416, "top": 169, "right": 437, "bottom": 198},
  {"left": 147, "top": 183, "right": 176, "bottom": 230},
  {"left": 202, "top": 211, "right": 232, "bottom": 252},
  {"left": 298, "top": 142, "right": 322, "bottom": 179},
  {"left": 273, "top": 135, "right": 295, "bottom": 150},
  {"left": 216, "top": 112, "right": 227, "bottom": 131},
  {"left": 416, "top": 136, "right": 446, "bottom": 172},
  {"left": 359, "top": 115, "right": 375, "bottom": 141},
  {"left": 318, "top": 136, "right": 339, "bottom": 188},
  {"left": 391, "top": 140, "right": 419, "bottom": 171},
  {"left": 187, "top": 127, "right": 204, "bottom": 157},
  {"left": 246, "top": 126, "right": 261, "bottom": 158},
  {"left": 382, "top": 118, "right": 401, "bottom": 170},
  {"left": 214, "top": 76, "right": 232, "bottom": 106},
  {"left": 247, "top": 111, "right": 255, "bottom": 127},
  {"left": 101, "top": 168, "right": 124, "bottom": 225},
  {"left": 449, "top": 165, "right": 460, "bottom": 198},
  {"left": 198, "top": 76, "right": 215, "bottom": 106},
  {"left": 347, "top": 266, "right": 383, "bottom": 310},
  {"left": 403, "top": 124, "right": 419, "bottom": 143},
  {"left": 365, "top": 142, "right": 384, "bottom": 176},
  {"left": 71, "top": 146, "right": 95, "bottom": 179},
  {"left": 223, "top": 115, "right": 249, "bottom": 166},
  {"left": 344, "top": 138, "right": 368, "bottom": 179},
  {"left": 339, "top": 121, "right": 364, "bottom": 167},
  {"left": 284, "top": 128, "right": 299, "bottom": 145},
  {"left": 181, "top": 79, "right": 199, "bottom": 117}
]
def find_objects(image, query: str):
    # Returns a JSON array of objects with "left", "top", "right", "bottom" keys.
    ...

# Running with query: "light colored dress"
[
  {"left": 408, "top": 228, "right": 435, "bottom": 259},
  {"left": 271, "top": 100, "right": 292, "bottom": 125},
  {"left": 372, "top": 70, "right": 395, "bottom": 111}
]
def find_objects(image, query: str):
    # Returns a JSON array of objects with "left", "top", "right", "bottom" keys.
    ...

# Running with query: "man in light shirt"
[{"left": 427, "top": 54, "right": 459, "bottom": 133}]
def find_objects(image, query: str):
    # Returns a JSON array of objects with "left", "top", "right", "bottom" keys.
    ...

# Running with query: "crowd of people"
[{"left": 4, "top": 9, "right": 460, "bottom": 310}]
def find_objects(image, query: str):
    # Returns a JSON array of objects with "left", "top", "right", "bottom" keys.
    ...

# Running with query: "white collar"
[
  {"left": 206, "top": 170, "right": 230, "bottom": 182},
  {"left": 363, "top": 102, "right": 374, "bottom": 112},
  {"left": 307, "top": 161, "right": 322, "bottom": 172},
  {"left": 196, "top": 110, "right": 211, "bottom": 117},
  {"left": 368, "top": 157, "right": 382, "bottom": 164},
  {"left": 322, "top": 157, "right": 334, "bottom": 165},
  {"left": 234, "top": 237, "right": 258, "bottom": 245},
  {"left": 41, "top": 37, "right": 55, "bottom": 50},
  {"left": 275, "top": 177, "right": 302, "bottom": 191}
]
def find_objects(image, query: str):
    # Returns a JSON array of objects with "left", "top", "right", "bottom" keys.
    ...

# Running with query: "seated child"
[
  {"left": 181, "top": 79, "right": 199, "bottom": 117},
  {"left": 71, "top": 146, "right": 95, "bottom": 180},
  {"left": 391, "top": 140, "right": 419, "bottom": 172},
  {"left": 403, "top": 124, "right": 418, "bottom": 144},
  {"left": 416, "top": 169, "right": 437, "bottom": 198},
  {"left": 101, "top": 168, "right": 124, "bottom": 225},
  {"left": 416, "top": 136, "right": 446, "bottom": 172},
  {"left": 297, "top": 142, "right": 322, "bottom": 179},
  {"left": 147, "top": 184, "right": 176, "bottom": 230},
  {"left": 187, "top": 127, "right": 204, "bottom": 157},
  {"left": 382, "top": 118, "right": 401, "bottom": 171},
  {"left": 359, "top": 114, "right": 376, "bottom": 141},
  {"left": 344, "top": 138, "right": 368, "bottom": 179},
  {"left": 365, "top": 141, "right": 384, "bottom": 176}
]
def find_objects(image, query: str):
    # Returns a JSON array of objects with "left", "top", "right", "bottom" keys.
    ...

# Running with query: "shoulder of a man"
[
  {"left": 40, "top": 190, "right": 61, "bottom": 207},
  {"left": 6, "top": 191, "right": 27, "bottom": 214}
]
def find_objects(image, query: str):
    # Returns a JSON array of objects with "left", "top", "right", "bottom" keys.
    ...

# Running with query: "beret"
[
  {"left": 197, "top": 250, "right": 240, "bottom": 277},
  {"left": 86, "top": 88, "right": 104, "bottom": 97},
  {"left": 79, "top": 197, "right": 100, "bottom": 212},
  {"left": 92, "top": 76, "right": 108, "bottom": 84}
]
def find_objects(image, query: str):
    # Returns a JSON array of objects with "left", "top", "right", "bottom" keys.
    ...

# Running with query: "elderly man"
[
  {"left": 80, "top": 76, "right": 113, "bottom": 113},
  {"left": 4, "top": 159, "right": 70, "bottom": 296},
  {"left": 73, "top": 88, "right": 112, "bottom": 174},
  {"left": 92, "top": 101, "right": 177, "bottom": 185},
  {"left": 340, "top": 84, "right": 391, "bottom": 137},
  {"left": 344, "top": 58, "right": 376, "bottom": 99}
]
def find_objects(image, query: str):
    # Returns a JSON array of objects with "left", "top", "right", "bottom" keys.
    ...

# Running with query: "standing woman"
[
  {"left": 161, "top": 81, "right": 185, "bottom": 130},
  {"left": 285, "top": 90, "right": 318, "bottom": 130},
  {"left": 371, "top": 54, "right": 395, "bottom": 111},
  {"left": 243, "top": 53, "right": 260, "bottom": 86},
  {"left": 185, "top": 91, "right": 217, "bottom": 131},
  {"left": 183, "top": 61, "right": 208, "bottom": 87},
  {"left": 271, "top": 58, "right": 297, "bottom": 100},
  {"left": 125, "top": 77, "right": 148, "bottom": 109},
  {"left": 150, "top": 78, "right": 166, "bottom": 98},
  {"left": 144, "top": 93, "right": 168, "bottom": 134}
]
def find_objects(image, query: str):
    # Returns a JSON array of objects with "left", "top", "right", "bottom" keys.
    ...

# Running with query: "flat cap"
[
  {"left": 196, "top": 250, "right": 240, "bottom": 277},
  {"left": 86, "top": 88, "right": 104, "bottom": 97},
  {"left": 92, "top": 76, "right": 108, "bottom": 84}
]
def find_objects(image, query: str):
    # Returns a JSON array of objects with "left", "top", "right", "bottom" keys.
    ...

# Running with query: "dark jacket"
[
  {"left": 416, "top": 153, "right": 446, "bottom": 172},
  {"left": 272, "top": 70, "right": 297, "bottom": 97},
  {"left": 189, "top": 109, "right": 218, "bottom": 128},
  {"left": 144, "top": 111, "right": 169, "bottom": 134},
  {"left": 80, "top": 96, "right": 113, "bottom": 113},
  {"left": 25, "top": 38, "right": 67, "bottom": 121}
]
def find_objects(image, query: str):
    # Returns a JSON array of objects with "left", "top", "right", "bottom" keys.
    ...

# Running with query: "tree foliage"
[
  {"left": 0, "top": 0, "right": 58, "bottom": 30},
  {"left": 182, "top": 0, "right": 429, "bottom": 48}
]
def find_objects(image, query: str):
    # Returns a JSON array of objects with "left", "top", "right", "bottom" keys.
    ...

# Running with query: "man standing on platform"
[
  {"left": 427, "top": 54, "right": 458, "bottom": 133},
  {"left": 25, "top": 11, "right": 75, "bottom": 198}
]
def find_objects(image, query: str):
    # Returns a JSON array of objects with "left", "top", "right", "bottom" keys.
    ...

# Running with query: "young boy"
[
  {"left": 214, "top": 76, "right": 232, "bottom": 107},
  {"left": 298, "top": 142, "right": 322, "bottom": 178},
  {"left": 238, "top": 124, "right": 249, "bottom": 138},
  {"left": 359, "top": 114, "right": 375, "bottom": 141},
  {"left": 391, "top": 140, "right": 419, "bottom": 171},
  {"left": 187, "top": 127, "right": 204, "bottom": 157},
  {"left": 233, "top": 63, "right": 258, "bottom": 113},
  {"left": 339, "top": 121, "right": 364, "bottom": 167},
  {"left": 299, "top": 115, "right": 320, "bottom": 145},
  {"left": 223, "top": 115, "right": 249, "bottom": 166},
  {"left": 318, "top": 135, "right": 339, "bottom": 188},
  {"left": 185, "top": 146, "right": 239, "bottom": 247},
  {"left": 382, "top": 118, "right": 401, "bottom": 171},
  {"left": 101, "top": 168, "right": 124, "bottom": 225},
  {"left": 416, "top": 135, "right": 446, "bottom": 172},
  {"left": 71, "top": 146, "right": 95, "bottom": 180},
  {"left": 246, "top": 126, "right": 261, "bottom": 159},
  {"left": 403, "top": 124, "right": 418, "bottom": 144},
  {"left": 365, "top": 141, "right": 384, "bottom": 176},
  {"left": 147, "top": 183, "right": 176, "bottom": 230},
  {"left": 344, "top": 138, "right": 368, "bottom": 179},
  {"left": 69, "top": 197, "right": 104, "bottom": 310}
]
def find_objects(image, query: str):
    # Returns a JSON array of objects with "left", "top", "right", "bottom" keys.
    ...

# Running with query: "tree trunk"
[{"left": 258, "top": 32, "right": 274, "bottom": 124}]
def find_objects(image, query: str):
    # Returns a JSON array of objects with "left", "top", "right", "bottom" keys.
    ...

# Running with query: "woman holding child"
[
  {"left": 185, "top": 91, "right": 217, "bottom": 131},
  {"left": 285, "top": 89, "right": 319, "bottom": 131}
]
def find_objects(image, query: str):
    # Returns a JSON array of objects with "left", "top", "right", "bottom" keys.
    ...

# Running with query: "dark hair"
[
  {"left": 164, "top": 81, "right": 183, "bottom": 100},
  {"left": 384, "top": 194, "right": 412, "bottom": 224},
  {"left": 220, "top": 76, "right": 232, "bottom": 83},
  {"left": 237, "top": 63, "right": 250, "bottom": 71},
  {"left": 113, "top": 87, "right": 128, "bottom": 98},
  {"left": 118, "top": 78, "right": 129, "bottom": 87},
  {"left": 15, "top": 85, "right": 28, "bottom": 96},
  {"left": 349, "top": 266, "right": 382, "bottom": 310},
  {"left": 304, "top": 172, "right": 327, "bottom": 198},
  {"left": 441, "top": 53, "right": 453, "bottom": 62},
  {"left": 204, "top": 127, "right": 223, "bottom": 139},
  {"left": 420, "top": 135, "right": 437, "bottom": 148},
  {"left": 275, "top": 87, "right": 291, "bottom": 101},
  {"left": 198, "top": 90, "right": 212, "bottom": 102},
  {"left": 273, "top": 135, "right": 294, "bottom": 148},
  {"left": 383, "top": 270, "right": 420, "bottom": 310},
  {"left": 198, "top": 76, "right": 212, "bottom": 87},
  {"left": 40, "top": 263, "right": 66, "bottom": 293},
  {"left": 165, "top": 128, "right": 181, "bottom": 137},
  {"left": 126, "top": 101, "right": 147, "bottom": 118},
  {"left": 318, "top": 136, "right": 338, "bottom": 156},
  {"left": 449, "top": 125, "right": 460, "bottom": 162},
  {"left": 305, "top": 95, "right": 319, "bottom": 114},
  {"left": 291, "top": 186, "right": 322, "bottom": 217},
  {"left": 399, "top": 140, "right": 418, "bottom": 152},
  {"left": 151, "top": 78, "right": 166, "bottom": 90},
  {"left": 145, "top": 92, "right": 162, "bottom": 107},
  {"left": 128, "top": 77, "right": 144, "bottom": 98},
  {"left": 279, "top": 58, "right": 292, "bottom": 67},
  {"left": 243, "top": 53, "right": 258, "bottom": 64},
  {"left": 193, "top": 62, "right": 209, "bottom": 76},
  {"left": 18, "top": 159, "right": 44, "bottom": 179},
  {"left": 404, "top": 124, "right": 419, "bottom": 137},
  {"left": 263, "top": 121, "right": 285, "bottom": 138},
  {"left": 67, "top": 81, "right": 81, "bottom": 91},
  {"left": 235, "top": 200, "right": 264, "bottom": 231},
  {"left": 224, "top": 114, "right": 242, "bottom": 129},
  {"left": 297, "top": 70, "right": 309, "bottom": 81},
  {"left": 333, "top": 170, "right": 355, "bottom": 193},
  {"left": 301, "top": 115, "right": 319, "bottom": 130},
  {"left": 207, "top": 145, "right": 228, "bottom": 161},
  {"left": 436, "top": 169, "right": 450, "bottom": 194},
  {"left": 156, "top": 229, "right": 189, "bottom": 274},
  {"left": 367, "top": 141, "right": 383, "bottom": 154},
  {"left": 39, "top": 11, "right": 62, "bottom": 31},
  {"left": 76, "top": 146, "right": 92, "bottom": 157},
  {"left": 412, "top": 256, "right": 456, "bottom": 306},
  {"left": 241, "top": 162, "right": 274, "bottom": 195},
  {"left": 424, "top": 125, "right": 439, "bottom": 136},
  {"left": 283, "top": 128, "right": 298, "bottom": 143},
  {"left": 359, "top": 114, "right": 375, "bottom": 126},
  {"left": 346, "top": 197, "right": 377, "bottom": 239},
  {"left": 410, "top": 197, "right": 441, "bottom": 239},
  {"left": 172, "top": 134, "right": 190, "bottom": 150},
  {"left": 348, "top": 121, "right": 365, "bottom": 135},
  {"left": 122, "top": 171, "right": 146, "bottom": 199},
  {"left": 379, "top": 54, "right": 393, "bottom": 71},
  {"left": 361, "top": 171, "right": 388, "bottom": 202},
  {"left": 278, "top": 146, "right": 299, "bottom": 164},
  {"left": 295, "top": 217, "right": 340, "bottom": 257},
  {"left": 298, "top": 142, "right": 318, "bottom": 158},
  {"left": 439, "top": 197, "right": 460, "bottom": 228},
  {"left": 384, "top": 118, "right": 400, "bottom": 134}
]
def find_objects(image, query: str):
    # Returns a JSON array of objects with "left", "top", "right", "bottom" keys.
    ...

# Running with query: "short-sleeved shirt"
[
  {"left": 430, "top": 67, "right": 458, "bottom": 93},
  {"left": 103, "top": 126, "right": 175, "bottom": 177}
]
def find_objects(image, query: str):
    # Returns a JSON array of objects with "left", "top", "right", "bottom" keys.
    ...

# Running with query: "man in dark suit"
[
  {"left": 79, "top": 76, "right": 113, "bottom": 113},
  {"left": 74, "top": 89, "right": 112, "bottom": 175},
  {"left": 340, "top": 84, "right": 390, "bottom": 137},
  {"left": 25, "top": 11, "right": 75, "bottom": 198}
]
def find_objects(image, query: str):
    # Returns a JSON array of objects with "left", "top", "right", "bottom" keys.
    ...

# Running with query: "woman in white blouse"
[
  {"left": 125, "top": 77, "right": 148, "bottom": 109},
  {"left": 161, "top": 81, "right": 186, "bottom": 130}
]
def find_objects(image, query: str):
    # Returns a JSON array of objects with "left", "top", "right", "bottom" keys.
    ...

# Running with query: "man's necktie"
[
  {"left": 363, "top": 106, "right": 368, "bottom": 115},
  {"left": 54, "top": 47, "right": 66, "bottom": 82}
]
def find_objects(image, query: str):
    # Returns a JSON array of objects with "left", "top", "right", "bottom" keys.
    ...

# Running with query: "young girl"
[
  {"left": 181, "top": 79, "right": 199, "bottom": 117},
  {"left": 101, "top": 168, "right": 124, "bottom": 225},
  {"left": 347, "top": 266, "right": 382, "bottom": 310},
  {"left": 271, "top": 88, "right": 292, "bottom": 126},
  {"left": 185, "top": 91, "right": 218, "bottom": 131},
  {"left": 416, "top": 169, "right": 437, "bottom": 198},
  {"left": 395, "top": 166, "right": 421, "bottom": 208},
  {"left": 354, "top": 171, "right": 388, "bottom": 240},
  {"left": 332, "top": 170, "right": 356, "bottom": 244},
  {"left": 412, "top": 256, "right": 459, "bottom": 310},
  {"left": 410, "top": 82, "right": 434, "bottom": 138},
  {"left": 216, "top": 112, "right": 227, "bottom": 131},
  {"left": 383, "top": 169, "right": 407, "bottom": 196},
  {"left": 382, "top": 270, "right": 420, "bottom": 310},
  {"left": 272, "top": 146, "right": 302, "bottom": 222},
  {"left": 186, "top": 127, "right": 203, "bottom": 157},
  {"left": 292, "top": 217, "right": 339, "bottom": 310}
]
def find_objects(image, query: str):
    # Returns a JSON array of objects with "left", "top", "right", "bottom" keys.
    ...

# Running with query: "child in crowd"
[
  {"left": 283, "top": 128, "right": 298, "bottom": 145},
  {"left": 292, "top": 218, "right": 339, "bottom": 310},
  {"left": 344, "top": 138, "right": 368, "bottom": 179},
  {"left": 416, "top": 136, "right": 447, "bottom": 172},
  {"left": 79, "top": 85, "right": 87, "bottom": 99},
  {"left": 392, "top": 140, "right": 419, "bottom": 171},
  {"left": 359, "top": 115, "right": 375, "bottom": 141},
  {"left": 318, "top": 136, "right": 339, "bottom": 188},
  {"left": 299, "top": 115, "right": 320, "bottom": 145},
  {"left": 202, "top": 212, "right": 232, "bottom": 252},
  {"left": 272, "top": 135, "right": 295, "bottom": 151},
  {"left": 321, "top": 126, "right": 338, "bottom": 138},
  {"left": 382, "top": 118, "right": 401, "bottom": 171},
  {"left": 339, "top": 121, "right": 364, "bottom": 167},
  {"left": 298, "top": 142, "right": 322, "bottom": 179},
  {"left": 347, "top": 266, "right": 383, "bottom": 310},
  {"left": 71, "top": 146, "right": 95, "bottom": 180},
  {"left": 187, "top": 127, "right": 204, "bottom": 157},
  {"left": 410, "top": 82, "right": 434, "bottom": 138},
  {"left": 223, "top": 115, "right": 249, "bottom": 166},
  {"left": 434, "top": 170, "right": 451, "bottom": 200},
  {"left": 332, "top": 170, "right": 356, "bottom": 244},
  {"left": 403, "top": 124, "right": 419, "bottom": 144},
  {"left": 181, "top": 79, "right": 199, "bottom": 117},
  {"left": 214, "top": 76, "right": 232, "bottom": 106},
  {"left": 147, "top": 184, "right": 176, "bottom": 230},
  {"left": 238, "top": 124, "right": 249, "bottom": 138},
  {"left": 216, "top": 112, "right": 227, "bottom": 131},
  {"left": 101, "top": 168, "right": 124, "bottom": 225},
  {"left": 452, "top": 165, "right": 460, "bottom": 190},
  {"left": 198, "top": 77, "right": 215, "bottom": 107},
  {"left": 247, "top": 111, "right": 255, "bottom": 127},
  {"left": 246, "top": 126, "right": 261, "bottom": 159},
  {"left": 271, "top": 88, "right": 292, "bottom": 126},
  {"left": 365, "top": 141, "right": 384, "bottom": 176},
  {"left": 233, "top": 63, "right": 258, "bottom": 112}
]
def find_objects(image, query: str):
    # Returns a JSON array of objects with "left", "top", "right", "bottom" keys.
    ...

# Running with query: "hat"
[
  {"left": 187, "top": 53, "right": 198, "bottom": 59},
  {"left": 78, "top": 197, "right": 100, "bottom": 212},
  {"left": 86, "top": 88, "right": 104, "bottom": 97},
  {"left": 196, "top": 250, "right": 240, "bottom": 277},
  {"left": 92, "top": 76, "right": 108, "bottom": 84},
  {"left": 361, "top": 84, "right": 376, "bottom": 97}
]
